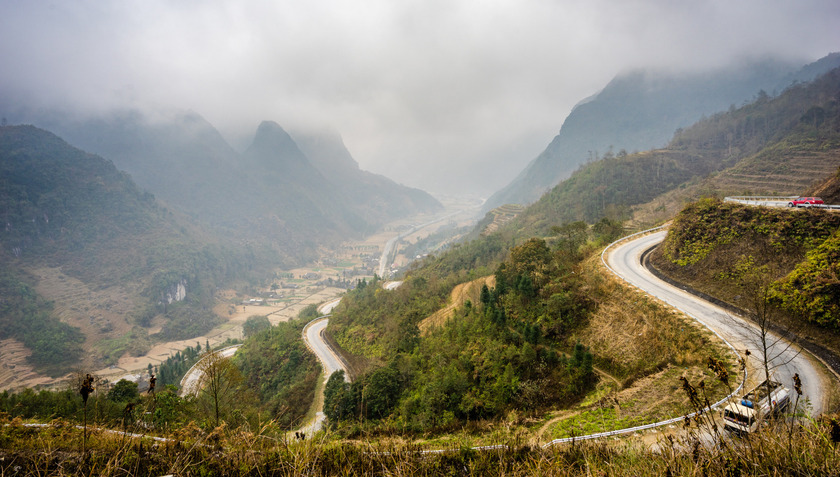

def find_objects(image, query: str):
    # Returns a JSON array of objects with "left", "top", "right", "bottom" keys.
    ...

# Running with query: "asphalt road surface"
[
  {"left": 298, "top": 317, "right": 351, "bottom": 435},
  {"left": 179, "top": 345, "right": 242, "bottom": 397},
  {"left": 605, "top": 230, "right": 825, "bottom": 416}
]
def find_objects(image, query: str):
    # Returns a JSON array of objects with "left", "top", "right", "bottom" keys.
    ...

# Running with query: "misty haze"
[{"left": 2, "top": 1, "right": 840, "bottom": 474}]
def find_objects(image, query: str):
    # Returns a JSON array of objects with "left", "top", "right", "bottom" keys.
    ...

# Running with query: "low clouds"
[{"left": 2, "top": 0, "right": 838, "bottom": 194}]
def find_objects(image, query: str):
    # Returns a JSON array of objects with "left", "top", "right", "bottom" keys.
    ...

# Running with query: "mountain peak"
[
  {"left": 245, "top": 120, "right": 312, "bottom": 171},
  {"left": 251, "top": 120, "right": 297, "bottom": 150}
]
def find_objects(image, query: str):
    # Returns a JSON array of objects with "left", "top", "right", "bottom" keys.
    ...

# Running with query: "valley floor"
[{"left": 4, "top": 198, "right": 479, "bottom": 394}]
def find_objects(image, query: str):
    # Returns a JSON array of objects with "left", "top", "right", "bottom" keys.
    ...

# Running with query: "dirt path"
[
  {"left": 534, "top": 409, "right": 583, "bottom": 444},
  {"left": 594, "top": 366, "right": 621, "bottom": 389}
]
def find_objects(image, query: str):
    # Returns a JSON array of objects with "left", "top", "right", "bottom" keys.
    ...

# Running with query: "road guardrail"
[
  {"left": 725, "top": 196, "right": 840, "bottom": 209},
  {"left": 179, "top": 344, "right": 242, "bottom": 396}
]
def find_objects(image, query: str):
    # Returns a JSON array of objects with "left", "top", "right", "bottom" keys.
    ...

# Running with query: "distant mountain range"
[
  {"left": 490, "top": 63, "right": 840, "bottom": 239},
  {"left": 0, "top": 125, "right": 264, "bottom": 374},
  {"left": 1, "top": 107, "right": 441, "bottom": 252},
  {"left": 484, "top": 53, "right": 840, "bottom": 212},
  {"left": 0, "top": 108, "right": 440, "bottom": 376}
]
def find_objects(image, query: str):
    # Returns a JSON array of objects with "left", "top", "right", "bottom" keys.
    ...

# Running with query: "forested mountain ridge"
[
  {"left": 498, "top": 64, "right": 840, "bottom": 239},
  {"left": 241, "top": 120, "right": 361, "bottom": 237},
  {"left": 0, "top": 125, "right": 269, "bottom": 375},
  {"left": 484, "top": 53, "right": 840, "bottom": 212},
  {"left": 0, "top": 106, "right": 442, "bottom": 256}
]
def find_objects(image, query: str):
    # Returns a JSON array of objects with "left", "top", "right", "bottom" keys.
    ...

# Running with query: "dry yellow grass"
[
  {"left": 418, "top": 275, "right": 495, "bottom": 335},
  {"left": 574, "top": 257, "right": 733, "bottom": 386}
]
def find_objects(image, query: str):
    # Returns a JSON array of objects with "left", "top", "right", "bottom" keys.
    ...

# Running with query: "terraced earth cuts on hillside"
[
  {"left": 0, "top": 339, "right": 54, "bottom": 390},
  {"left": 481, "top": 204, "right": 525, "bottom": 236},
  {"left": 713, "top": 149, "right": 840, "bottom": 194},
  {"left": 30, "top": 266, "right": 145, "bottom": 365}
]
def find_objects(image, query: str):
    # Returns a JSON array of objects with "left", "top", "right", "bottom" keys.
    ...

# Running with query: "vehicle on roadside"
[
  {"left": 722, "top": 379, "right": 790, "bottom": 433},
  {"left": 787, "top": 196, "right": 824, "bottom": 207}
]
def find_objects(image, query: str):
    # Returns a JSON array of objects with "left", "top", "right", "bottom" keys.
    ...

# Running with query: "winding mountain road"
[
  {"left": 605, "top": 230, "right": 826, "bottom": 415},
  {"left": 298, "top": 315, "right": 350, "bottom": 434},
  {"left": 179, "top": 345, "right": 242, "bottom": 397}
]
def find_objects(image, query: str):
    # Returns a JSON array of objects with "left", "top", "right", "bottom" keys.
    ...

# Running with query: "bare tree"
[
  {"left": 730, "top": 260, "right": 801, "bottom": 411},
  {"left": 196, "top": 350, "right": 245, "bottom": 427}
]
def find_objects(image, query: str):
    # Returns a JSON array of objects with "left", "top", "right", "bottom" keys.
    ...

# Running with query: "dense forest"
[{"left": 323, "top": 223, "right": 644, "bottom": 432}]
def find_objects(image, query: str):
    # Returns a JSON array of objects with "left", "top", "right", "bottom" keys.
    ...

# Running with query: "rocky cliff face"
[{"left": 163, "top": 279, "right": 188, "bottom": 304}]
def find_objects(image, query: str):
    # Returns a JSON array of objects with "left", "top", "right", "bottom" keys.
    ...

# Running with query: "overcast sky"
[{"left": 1, "top": 1, "right": 838, "bottom": 196}]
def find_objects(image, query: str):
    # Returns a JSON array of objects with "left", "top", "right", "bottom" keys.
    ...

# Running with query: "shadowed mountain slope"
[
  {"left": 0, "top": 125, "right": 272, "bottom": 374},
  {"left": 497, "top": 65, "right": 840, "bottom": 238},
  {"left": 485, "top": 53, "right": 840, "bottom": 212}
]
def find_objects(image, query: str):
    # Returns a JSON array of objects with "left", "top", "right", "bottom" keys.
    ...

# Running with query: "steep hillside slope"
[
  {"left": 241, "top": 121, "right": 361, "bottom": 236},
  {"left": 485, "top": 53, "right": 840, "bottom": 212},
  {"left": 805, "top": 166, "right": 840, "bottom": 204},
  {"left": 291, "top": 128, "right": 441, "bottom": 224},
  {"left": 34, "top": 110, "right": 252, "bottom": 228},
  {"left": 650, "top": 198, "right": 840, "bottom": 356},
  {"left": 0, "top": 126, "right": 262, "bottom": 374},
  {"left": 502, "top": 65, "right": 840, "bottom": 238},
  {"left": 0, "top": 107, "right": 441, "bottom": 257}
]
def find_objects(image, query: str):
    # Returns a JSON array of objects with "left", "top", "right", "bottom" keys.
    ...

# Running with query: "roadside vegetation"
[
  {"left": 1, "top": 412, "right": 840, "bottom": 475},
  {"left": 321, "top": 216, "right": 733, "bottom": 442},
  {"left": 234, "top": 319, "right": 321, "bottom": 429},
  {"left": 652, "top": 198, "right": 840, "bottom": 355}
]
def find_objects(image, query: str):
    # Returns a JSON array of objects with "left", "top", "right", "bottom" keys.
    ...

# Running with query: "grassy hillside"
[
  {"left": 0, "top": 126, "right": 269, "bottom": 373},
  {"left": 323, "top": 221, "right": 727, "bottom": 437},
  {"left": 806, "top": 166, "right": 840, "bottom": 204},
  {"left": 503, "top": 66, "right": 840, "bottom": 237},
  {"left": 650, "top": 198, "right": 840, "bottom": 354}
]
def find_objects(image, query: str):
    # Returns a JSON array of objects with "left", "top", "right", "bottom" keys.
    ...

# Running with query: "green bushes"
[
  {"left": 774, "top": 229, "right": 840, "bottom": 327},
  {"left": 325, "top": 235, "right": 597, "bottom": 430},
  {"left": 156, "top": 343, "right": 204, "bottom": 388},
  {"left": 0, "top": 268, "right": 84, "bottom": 374},
  {"left": 233, "top": 320, "right": 320, "bottom": 428},
  {"left": 660, "top": 198, "right": 840, "bottom": 267},
  {"left": 656, "top": 198, "right": 840, "bottom": 329}
]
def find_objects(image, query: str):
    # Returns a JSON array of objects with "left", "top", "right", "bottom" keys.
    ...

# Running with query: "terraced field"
[
  {"left": 0, "top": 339, "right": 54, "bottom": 391},
  {"left": 713, "top": 151, "right": 840, "bottom": 194},
  {"left": 418, "top": 275, "right": 495, "bottom": 335},
  {"left": 31, "top": 266, "right": 139, "bottom": 353},
  {"left": 481, "top": 204, "right": 524, "bottom": 235}
]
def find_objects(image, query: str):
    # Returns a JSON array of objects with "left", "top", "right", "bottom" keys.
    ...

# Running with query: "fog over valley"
[
  {"left": 7, "top": 2, "right": 840, "bottom": 470},
  {"left": 2, "top": 0, "right": 838, "bottom": 195}
]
